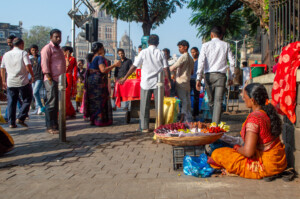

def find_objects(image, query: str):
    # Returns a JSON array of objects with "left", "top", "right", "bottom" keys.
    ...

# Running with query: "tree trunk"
[
  {"left": 239, "top": 0, "right": 268, "bottom": 29},
  {"left": 142, "top": 23, "right": 152, "bottom": 36}
]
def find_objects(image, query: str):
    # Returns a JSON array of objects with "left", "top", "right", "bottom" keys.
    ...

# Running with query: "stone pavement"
[{"left": 0, "top": 103, "right": 299, "bottom": 199}]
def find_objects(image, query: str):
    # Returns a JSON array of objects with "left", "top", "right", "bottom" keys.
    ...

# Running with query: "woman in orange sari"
[
  {"left": 62, "top": 46, "right": 77, "bottom": 119},
  {"left": 209, "top": 83, "right": 287, "bottom": 179}
]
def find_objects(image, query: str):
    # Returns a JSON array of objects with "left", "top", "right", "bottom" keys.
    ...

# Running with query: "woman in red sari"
[
  {"left": 62, "top": 46, "right": 77, "bottom": 118},
  {"left": 209, "top": 83, "right": 287, "bottom": 179}
]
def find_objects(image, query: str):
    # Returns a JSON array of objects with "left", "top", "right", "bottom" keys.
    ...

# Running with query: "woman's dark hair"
[
  {"left": 86, "top": 53, "right": 94, "bottom": 63},
  {"left": 91, "top": 42, "right": 103, "bottom": 54},
  {"left": 244, "top": 83, "right": 282, "bottom": 138},
  {"left": 62, "top": 46, "right": 73, "bottom": 53}
]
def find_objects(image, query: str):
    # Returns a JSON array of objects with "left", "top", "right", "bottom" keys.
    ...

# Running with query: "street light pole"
[{"left": 72, "top": 0, "right": 76, "bottom": 57}]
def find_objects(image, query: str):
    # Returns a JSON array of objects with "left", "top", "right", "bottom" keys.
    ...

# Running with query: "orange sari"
[{"left": 210, "top": 111, "right": 287, "bottom": 179}]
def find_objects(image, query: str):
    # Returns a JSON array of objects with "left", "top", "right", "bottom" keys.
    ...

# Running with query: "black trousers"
[
  {"left": 7, "top": 83, "right": 32, "bottom": 125},
  {"left": 190, "top": 79, "right": 200, "bottom": 117},
  {"left": 44, "top": 80, "right": 58, "bottom": 130}
]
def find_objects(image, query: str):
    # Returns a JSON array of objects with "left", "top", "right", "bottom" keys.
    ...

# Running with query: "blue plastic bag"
[{"left": 183, "top": 153, "right": 214, "bottom": 178}]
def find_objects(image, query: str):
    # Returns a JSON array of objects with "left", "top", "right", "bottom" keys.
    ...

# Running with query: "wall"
[{"left": 252, "top": 72, "right": 300, "bottom": 172}]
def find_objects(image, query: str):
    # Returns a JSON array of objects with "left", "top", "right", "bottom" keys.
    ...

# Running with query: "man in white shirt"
[
  {"left": 1, "top": 38, "right": 34, "bottom": 128},
  {"left": 196, "top": 26, "right": 235, "bottom": 124},
  {"left": 119, "top": 34, "right": 168, "bottom": 132}
]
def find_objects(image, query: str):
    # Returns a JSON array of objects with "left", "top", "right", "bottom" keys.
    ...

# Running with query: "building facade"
[
  {"left": 118, "top": 32, "right": 136, "bottom": 61},
  {"left": 0, "top": 22, "right": 22, "bottom": 57},
  {"left": 75, "top": 0, "right": 117, "bottom": 63}
]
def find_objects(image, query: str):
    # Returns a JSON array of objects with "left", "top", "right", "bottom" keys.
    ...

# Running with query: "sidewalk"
[{"left": 0, "top": 103, "right": 299, "bottom": 199}]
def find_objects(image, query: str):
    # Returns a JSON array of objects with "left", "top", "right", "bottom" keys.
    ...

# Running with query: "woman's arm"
[
  {"left": 236, "top": 132, "right": 258, "bottom": 158},
  {"left": 98, "top": 61, "right": 121, "bottom": 74}
]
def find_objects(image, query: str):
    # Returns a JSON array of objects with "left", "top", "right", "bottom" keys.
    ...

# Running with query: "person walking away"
[
  {"left": 113, "top": 48, "right": 132, "bottom": 111},
  {"left": 75, "top": 75, "right": 84, "bottom": 112},
  {"left": 84, "top": 42, "right": 120, "bottom": 126},
  {"left": 170, "top": 40, "right": 194, "bottom": 122},
  {"left": 190, "top": 47, "right": 200, "bottom": 120},
  {"left": 119, "top": 34, "right": 169, "bottom": 133},
  {"left": 0, "top": 38, "right": 34, "bottom": 128},
  {"left": 3, "top": 35, "right": 22, "bottom": 121},
  {"left": 30, "top": 45, "right": 45, "bottom": 115},
  {"left": 41, "top": 29, "right": 66, "bottom": 134},
  {"left": 62, "top": 46, "right": 77, "bottom": 119},
  {"left": 196, "top": 26, "right": 235, "bottom": 125}
]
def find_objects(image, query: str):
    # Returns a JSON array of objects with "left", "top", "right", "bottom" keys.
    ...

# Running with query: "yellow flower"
[{"left": 210, "top": 122, "right": 217, "bottom": 127}]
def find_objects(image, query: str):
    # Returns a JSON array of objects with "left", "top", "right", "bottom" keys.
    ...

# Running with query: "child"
[
  {"left": 170, "top": 40, "right": 194, "bottom": 122},
  {"left": 75, "top": 75, "right": 84, "bottom": 112}
]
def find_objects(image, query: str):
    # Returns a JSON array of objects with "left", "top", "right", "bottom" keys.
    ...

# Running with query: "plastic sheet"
[
  {"left": 183, "top": 153, "right": 214, "bottom": 178},
  {"left": 163, "top": 97, "right": 180, "bottom": 124}
]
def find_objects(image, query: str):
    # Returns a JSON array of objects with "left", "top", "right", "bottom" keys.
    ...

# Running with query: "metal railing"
[{"left": 269, "top": 0, "right": 300, "bottom": 59}]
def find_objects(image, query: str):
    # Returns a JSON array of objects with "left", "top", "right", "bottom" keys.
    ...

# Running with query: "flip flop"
[{"left": 281, "top": 168, "right": 296, "bottom": 182}]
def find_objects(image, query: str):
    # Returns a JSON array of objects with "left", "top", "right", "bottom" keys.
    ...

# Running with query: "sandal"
[
  {"left": 281, "top": 168, "right": 296, "bottom": 182},
  {"left": 9, "top": 124, "right": 17, "bottom": 128},
  {"left": 263, "top": 174, "right": 281, "bottom": 182},
  {"left": 46, "top": 129, "right": 59, "bottom": 134}
]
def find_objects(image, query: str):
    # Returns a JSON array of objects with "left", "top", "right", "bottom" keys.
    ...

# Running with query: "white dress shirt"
[
  {"left": 197, "top": 38, "right": 235, "bottom": 80},
  {"left": 1, "top": 47, "right": 31, "bottom": 87},
  {"left": 133, "top": 45, "right": 168, "bottom": 90}
]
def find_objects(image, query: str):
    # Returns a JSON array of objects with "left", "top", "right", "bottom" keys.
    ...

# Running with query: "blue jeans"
[
  {"left": 7, "top": 84, "right": 32, "bottom": 125},
  {"left": 4, "top": 97, "right": 22, "bottom": 121},
  {"left": 32, "top": 80, "right": 44, "bottom": 109}
]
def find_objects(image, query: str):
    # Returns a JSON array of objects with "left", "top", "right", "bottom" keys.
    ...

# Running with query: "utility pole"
[{"left": 72, "top": 0, "right": 76, "bottom": 57}]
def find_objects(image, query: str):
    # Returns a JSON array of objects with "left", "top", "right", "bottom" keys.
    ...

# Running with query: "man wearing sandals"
[
  {"left": 1, "top": 38, "right": 34, "bottom": 128},
  {"left": 41, "top": 29, "right": 66, "bottom": 134}
]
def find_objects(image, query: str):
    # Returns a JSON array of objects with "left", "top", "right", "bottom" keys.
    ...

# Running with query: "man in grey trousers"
[
  {"left": 119, "top": 34, "right": 168, "bottom": 132},
  {"left": 196, "top": 26, "right": 235, "bottom": 124}
]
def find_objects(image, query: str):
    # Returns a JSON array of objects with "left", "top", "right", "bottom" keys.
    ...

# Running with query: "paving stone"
[{"left": 0, "top": 104, "right": 299, "bottom": 199}]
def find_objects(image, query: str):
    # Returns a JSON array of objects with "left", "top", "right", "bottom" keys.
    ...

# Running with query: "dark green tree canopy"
[
  {"left": 95, "top": 0, "right": 187, "bottom": 36},
  {"left": 188, "top": 0, "right": 245, "bottom": 40},
  {"left": 23, "top": 26, "right": 52, "bottom": 50}
]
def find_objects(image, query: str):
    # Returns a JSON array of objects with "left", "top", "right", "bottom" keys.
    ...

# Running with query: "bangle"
[{"left": 233, "top": 144, "right": 241, "bottom": 151}]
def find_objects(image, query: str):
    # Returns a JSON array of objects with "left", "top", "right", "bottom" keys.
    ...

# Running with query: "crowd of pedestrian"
[
  {"left": 0, "top": 25, "right": 295, "bottom": 181},
  {"left": 0, "top": 26, "right": 237, "bottom": 134}
]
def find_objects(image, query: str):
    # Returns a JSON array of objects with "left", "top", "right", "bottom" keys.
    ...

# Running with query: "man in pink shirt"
[{"left": 41, "top": 29, "right": 66, "bottom": 134}]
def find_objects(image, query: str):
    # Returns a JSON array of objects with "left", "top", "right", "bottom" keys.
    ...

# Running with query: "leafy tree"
[
  {"left": 95, "top": 0, "right": 187, "bottom": 36},
  {"left": 239, "top": 0, "right": 269, "bottom": 29},
  {"left": 188, "top": 0, "right": 244, "bottom": 40},
  {"left": 23, "top": 26, "right": 52, "bottom": 50},
  {"left": 188, "top": 0, "right": 260, "bottom": 41}
]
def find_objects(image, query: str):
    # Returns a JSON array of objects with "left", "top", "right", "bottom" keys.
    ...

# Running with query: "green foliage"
[
  {"left": 95, "top": 0, "right": 187, "bottom": 35},
  {"left": 23, "top": 26, "right": 52, "bottom": 50},
  {"left": 188, "top": 0, "right": 259, "bottom": 41}
]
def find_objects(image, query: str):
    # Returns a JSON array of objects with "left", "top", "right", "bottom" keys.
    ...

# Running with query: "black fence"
[{"left": 269, "top": 0, "right": 300, "bottom": 58}]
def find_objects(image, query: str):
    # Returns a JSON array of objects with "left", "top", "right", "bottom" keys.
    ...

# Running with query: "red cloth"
[
  {"left": 66, "top": 56, "right": 77, "bottom": 117},
  {"left": 113, "top": 79, "right": 141, "bottom": 108},
  {"left": 272, "top": 42, "right": 300, "bottom": 123},
  {"left": 240, "top": 110, "right": 274, "bottom": 145}
]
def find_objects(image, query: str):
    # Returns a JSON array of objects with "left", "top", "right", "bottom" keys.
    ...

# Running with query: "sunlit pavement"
[{"left": 0, "top": 102, "right": 299, "bottom": 199}]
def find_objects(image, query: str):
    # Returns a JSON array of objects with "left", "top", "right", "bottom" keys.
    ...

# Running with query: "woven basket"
[{"left": 156, "top": 134, "right": 223, "bottom": 146}]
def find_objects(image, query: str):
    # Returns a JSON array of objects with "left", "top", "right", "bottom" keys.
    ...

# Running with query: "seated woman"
[{"left": 209, "top": 83, "right": 287, "bottom": 179}]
